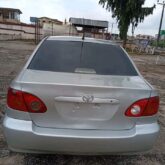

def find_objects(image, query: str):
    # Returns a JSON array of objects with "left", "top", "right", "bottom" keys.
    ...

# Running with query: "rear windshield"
[{"left": 28, "top": 40, "right": 138, "bottom": 76}]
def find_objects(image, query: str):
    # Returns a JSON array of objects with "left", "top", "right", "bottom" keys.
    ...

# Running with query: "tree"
[{"left": 99, "top": 0, "right": 155, "bottom": 47}]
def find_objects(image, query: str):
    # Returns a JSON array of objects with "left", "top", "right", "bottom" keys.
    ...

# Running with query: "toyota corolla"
[{"left": 3, "top": 36, "right": 159, "bottom": 154}]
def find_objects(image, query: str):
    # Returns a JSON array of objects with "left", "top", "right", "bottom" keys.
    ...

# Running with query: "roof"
[
  {"left": 69, "top": 17, "right": 108, "bottom": 28},
  {"left": 47, "top": 36, "right": 117, "bottom": 45},
  {"left": 0, "top": 7, "right": 22, "bottom": 14}
]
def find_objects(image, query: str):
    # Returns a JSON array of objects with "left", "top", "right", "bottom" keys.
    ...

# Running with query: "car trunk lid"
[{"left": 20, "top": 70, "right": 151, "bottom": 130}]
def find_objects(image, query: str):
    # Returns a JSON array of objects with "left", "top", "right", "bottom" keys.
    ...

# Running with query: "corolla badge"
[{"left": 82, "top": 95, "right": 94, "bottom": 103}]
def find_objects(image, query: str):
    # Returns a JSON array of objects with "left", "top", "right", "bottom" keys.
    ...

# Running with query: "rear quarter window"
[{"left": 28, "top": 40, "right": 138, "bottom": 76}]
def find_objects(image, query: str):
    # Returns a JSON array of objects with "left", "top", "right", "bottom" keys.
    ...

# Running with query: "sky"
[{"left": 1, "top": 0, "right": 164, "bottom": 36}]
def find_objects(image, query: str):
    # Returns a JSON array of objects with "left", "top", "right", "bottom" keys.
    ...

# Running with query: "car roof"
[{"left": 47, "top": 36, "right": 119, "bottom": 46}]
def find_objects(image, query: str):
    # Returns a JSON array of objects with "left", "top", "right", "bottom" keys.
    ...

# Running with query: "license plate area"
[{"left": 54, "top": 97, "right": 119, "bottom": 121}]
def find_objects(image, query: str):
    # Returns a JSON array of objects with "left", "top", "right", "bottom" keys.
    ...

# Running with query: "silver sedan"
[{"left": 3, "top": 36, "right": 159, "bottom": 154}]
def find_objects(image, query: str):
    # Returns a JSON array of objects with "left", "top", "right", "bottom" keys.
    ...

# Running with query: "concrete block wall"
[
  {"left": 0, "top": 23, "right": 42, "bottom": 40},
  {"left": 0, "top": 22, "right": 78, "bottom": 40},
  {"left": 42, "top": 23, "right": 78, "bottom": 37},
  {"left": 0, "top": 33, "right": 21, "bottom": 40}
]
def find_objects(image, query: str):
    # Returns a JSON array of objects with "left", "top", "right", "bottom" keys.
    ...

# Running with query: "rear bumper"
[{"left": 3, "top": 115, "right": 159, "bottom": 154}]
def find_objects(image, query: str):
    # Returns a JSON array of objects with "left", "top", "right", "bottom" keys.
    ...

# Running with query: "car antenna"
[{"left": 82, "top": 32, "right": 85, "bottom": 40}]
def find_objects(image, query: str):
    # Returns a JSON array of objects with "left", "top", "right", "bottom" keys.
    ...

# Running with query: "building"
[
  {"left": 38, "top": 17, "right": 63, "bottom": 26},
  {"left": 0, "top": 8, "right": 42, "bottom": 40},
  {"left": 69, "top": 17, "right": 109, "bottom": 39},
  {"left": 136, "top": 34, "right": 155, "bottom": 40},
  {"left": 37, "top": 17, "right": 77, "bottom": 37},
  {"left": 0, "top": 7, "right": 22, "bottom": 24}
]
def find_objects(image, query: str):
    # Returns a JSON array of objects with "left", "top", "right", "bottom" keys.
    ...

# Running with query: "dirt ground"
[{"left": 0, "top": 41, "right": 165, "bottom": 165}]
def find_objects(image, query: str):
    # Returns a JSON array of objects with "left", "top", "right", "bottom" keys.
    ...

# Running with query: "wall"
[
  {"left": 0, "top": 18, "right": 20, "bottom": 24},
  {"left": 0, "top": 22, "right": 78, "bottom": 40},
  {"left": 0, "top": 22, "right": 43, "bottom": 40},
  {"left": 0, "top": 22, "right": 79, "bottom": 41},
  {"left": 0, "top": 33, "right": 21, "bottom": 40},
  {"left": 43, "top": 23, "right": 78, "bottom": 37}
]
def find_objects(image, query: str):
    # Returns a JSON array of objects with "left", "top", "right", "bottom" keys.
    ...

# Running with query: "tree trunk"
[
  {"left": 132, "top": 22, "right": 135, "bottom": 38},
  {"left": 122, "top": 31, "right": 127, "bottom": 48},
  {"left": 119, "top": 22, "right": 129, "bottom": 49}
]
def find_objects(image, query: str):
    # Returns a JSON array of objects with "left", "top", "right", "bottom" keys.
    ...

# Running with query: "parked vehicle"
[{"left": 3, "top": 36, "right": 159, "bottom": 154}]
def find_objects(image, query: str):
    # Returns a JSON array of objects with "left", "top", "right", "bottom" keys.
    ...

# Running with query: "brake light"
[
  {"left": 7, "top": 88, "right": 47, "bottom": 113},
  {"left": 125, "top": 96, "right": 159, "bottom": 117},
  {"left": 23, "top": 92, "right": 47, "bottom": 113},
  {"left": 7, "top": 88, "right": 27, "bottom": 112}
]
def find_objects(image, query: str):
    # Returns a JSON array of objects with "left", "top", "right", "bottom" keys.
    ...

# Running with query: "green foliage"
[
  {"left": 99, "top": 0, "right": 155, "bottom": 43},
  {"left": 151, "top": 40, "right": 165, "bottom": 48}
]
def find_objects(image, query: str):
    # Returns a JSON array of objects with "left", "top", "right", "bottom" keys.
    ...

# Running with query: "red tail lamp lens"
[
  {"left": 7, "top": 88, "right": 47, "bottom": 113},
  {"left": 23, "top": 92, "right": 47, "bottom": 113},
  {"left": 7, "top": 88, "right": 27, "bottom": 112},
  {"left": 125, "top": 97, "right": 159, "bottom": 117}
]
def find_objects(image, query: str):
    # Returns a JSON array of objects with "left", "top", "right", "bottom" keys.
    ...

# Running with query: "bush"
[{"left": 151, "top": 40, "right": 165, "bottom": 48}]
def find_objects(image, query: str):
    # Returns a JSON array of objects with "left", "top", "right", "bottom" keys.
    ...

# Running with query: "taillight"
[
  {"left": 23, "top": 92, "right": 47, "bottom": 113},
  {"left": 7, "top": 88, "right": 27, "bottom": 112},
  {"left": 7, "top": 88, "right": 47, "bottom": 113},
  {"left": 125, "top": 96, "right": 159, "bottom": 117}
]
